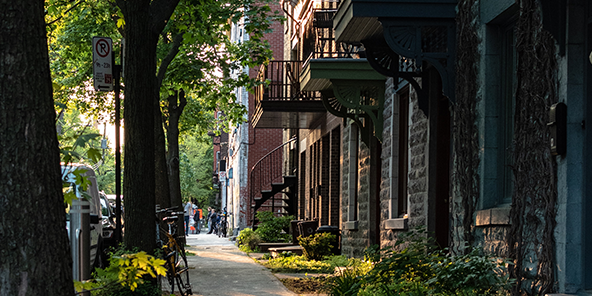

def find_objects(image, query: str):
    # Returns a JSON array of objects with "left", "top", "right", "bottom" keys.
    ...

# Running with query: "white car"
[{"left": 63, "top": 164, "right": 105, "bottom": 273}]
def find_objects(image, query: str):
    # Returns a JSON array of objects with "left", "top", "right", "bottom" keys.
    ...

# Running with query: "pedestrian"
[
  {"left": 183, "top": 200, "right": 192, "bottom": 236},
  {"left": 194, "top": 207, "right": 202, "bottom": 234},
  {"left": 206, "top": 207, "right": 213, "bottom": 234},
  {"left": 189, "top": 198, "right": 199, "bottom": 234},
  {"left": 207, "top": 209, "right": 217, "bottom": 234}
]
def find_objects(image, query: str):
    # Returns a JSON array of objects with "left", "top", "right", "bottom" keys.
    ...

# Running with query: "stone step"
[{"left": 268, "top": 245, "right": 304, "bottom": 258}]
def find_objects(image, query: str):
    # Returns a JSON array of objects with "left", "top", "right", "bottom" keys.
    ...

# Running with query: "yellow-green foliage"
[
  {"left": 74, "top": 251, "right": 166, "bottom": 294},
  {"left": 298, "top": 232, "right": 336, "bottom": 261},
  {"left": 237, "top": 227, "right": 261, "bottom": 252},
  {"left": 263, "top": 254, "right": 364, "bottom": 274}
]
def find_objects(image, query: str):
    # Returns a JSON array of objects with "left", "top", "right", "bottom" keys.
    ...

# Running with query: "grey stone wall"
[
  {"left": 340, "top": 122, "right": 375, "bottom": 258},
  {"left": 379, "top": 78, "right": 430, "bottom": 249}
]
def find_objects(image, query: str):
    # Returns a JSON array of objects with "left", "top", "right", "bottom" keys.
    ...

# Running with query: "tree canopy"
[{"left": 45, "top": 0, "right": 281, "bottom": 253}]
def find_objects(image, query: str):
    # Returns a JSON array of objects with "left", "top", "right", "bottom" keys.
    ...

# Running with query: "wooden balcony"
[
  {"left": 252, "top": 61, "right": 326, "bottom": 129},
  {"left": 333, "top": 0, "right": 457, "bottom": 43}
]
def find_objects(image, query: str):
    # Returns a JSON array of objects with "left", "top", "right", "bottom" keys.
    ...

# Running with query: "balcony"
[
  {"left": 251, "top": 61, "right": 326, "bottom": 129},
  {"left": 333, "top": 0, "right": 457, "bottom": 44},
  {"left": 332, "top": 0, "right": 457, "bottom": 105}
]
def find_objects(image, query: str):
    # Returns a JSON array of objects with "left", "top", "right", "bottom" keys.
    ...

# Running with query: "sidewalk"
[{"left": 184, "top": 231, "right": 296, "bottom": 296}]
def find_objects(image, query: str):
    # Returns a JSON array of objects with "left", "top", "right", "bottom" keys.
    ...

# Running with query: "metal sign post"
[
  {"left": 93, "top": 37, "right": 113, "bottom": 91},
  {"left": 93, "top": 36, "right": 122, "bottom": 242}
]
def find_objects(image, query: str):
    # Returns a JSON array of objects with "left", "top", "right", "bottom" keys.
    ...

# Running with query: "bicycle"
[
  {"left": 217, "top": 215, "right": 228, "bottom": 238},
  {"left": 155, "top": 206, "right": 192, "bottom": 296}
]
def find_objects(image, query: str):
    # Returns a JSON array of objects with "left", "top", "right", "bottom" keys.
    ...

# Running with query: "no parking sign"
[{"left": 92, "top": 37, "right": 113, "bottom": 91}]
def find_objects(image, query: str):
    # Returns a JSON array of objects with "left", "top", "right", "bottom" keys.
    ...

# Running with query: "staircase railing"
[{"left": 249, "top": 137, "right": 297, "bottom": 225}]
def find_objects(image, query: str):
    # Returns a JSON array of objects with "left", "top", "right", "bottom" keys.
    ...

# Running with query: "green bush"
[
  {"left": 298, "top": 232, "right": 336, "bottom": 261},
  {"left": 327, "top": 226, "right": 513, "bottom": 296},
  {"left": 254, "top": 211, "right": 294, "bottom": 243},
  {"left": 263, "top": 254, "right": 359, "bottom": 274},
  {"left": 237, "top": 227, "right": 262, "bottom": 252},
  {"left": 75, "top": 245, "right": 165, "bottom": 296}
]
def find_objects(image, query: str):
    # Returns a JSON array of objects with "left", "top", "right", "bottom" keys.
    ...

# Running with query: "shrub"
[
  {"left": 262, "top": 254, "right": 357, "bottom": 274},
  {"left": 74, "top": 246, "right": 166, "bottom": 296},
  {"left": 237, "top": 227, "right": 262, "bottom": 252},
  {"left": 328, "top": 226, "right": 513, "bottom": 295},
  {"left": 325, "top": 267, "right": 363, "bottom": 296},
  {"left": 264, "top": 255, "right": 334, "bottom": 273},
  {"left": 298, "top": 232, "right": 336, "bottom": 261},
  {"left": 254, "top": 211, "right": 294, "bottom": 243}
]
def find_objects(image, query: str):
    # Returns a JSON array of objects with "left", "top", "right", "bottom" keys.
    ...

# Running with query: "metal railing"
[
  {"left": 254, "top": 61, "right": 322, "bottom": 103},
  {"left": 249, "top": 137, "right": 297, "bottom": 223},
  {"left": 301, "top": 2, "right": 363, "bottom": 64}
]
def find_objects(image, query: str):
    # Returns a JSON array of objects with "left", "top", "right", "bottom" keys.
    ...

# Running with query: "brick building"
[
  {"left": 225, "top": 2, "right": 285, "bottom": 231},
  {"left": 247, "top": 0, "right": 592, "bottom": 294}
]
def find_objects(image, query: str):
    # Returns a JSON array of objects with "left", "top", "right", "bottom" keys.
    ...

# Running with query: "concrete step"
[{"left": 269, "top": 245, "right": 304, "bottom": 258}]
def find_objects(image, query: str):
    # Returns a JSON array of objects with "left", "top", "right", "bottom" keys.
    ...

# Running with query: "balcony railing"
[
  {"left": 301, "top": 1, "right": 363, "bottom": 63},
  {"left": 255, "top": 61, "right": 322, "bottom": 103}
]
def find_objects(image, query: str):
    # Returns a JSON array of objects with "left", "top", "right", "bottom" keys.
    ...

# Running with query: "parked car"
[
  {"left": 100, "top": 192, "right": 117, "bottom": 252},
  {"left": 63, "top": 164, "right": 106, "bottom": 271}
]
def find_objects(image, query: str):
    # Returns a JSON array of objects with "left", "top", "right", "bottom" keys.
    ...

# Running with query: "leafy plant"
[
  {"left": 262, "top": 254, "right": 363, "bottom": 274},
  {"left": 426, "top": 248, "right": 513, "bottom": 295},
  {"left": 237, "top": 227, "right": 262, "bottom": 252},
  {"left": 325, "top": 267, "right": 363, "bottom": 296},
  {"left": 74, "top": 249, "right": 166, "bottom": 296},
  {"left": 329, "top": 226, "right": 513, "bottom": 296},
  {"left": 298, "top": 232, "right": 336, "bottom": 261},
  {"left": 254, "top": 211, "right": 294, "bottom": 243}
]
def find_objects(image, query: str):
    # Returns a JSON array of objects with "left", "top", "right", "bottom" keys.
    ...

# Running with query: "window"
[
  {"left": 498, "top": 22, "right": 516, "bottom": 205},
  {"left": 345, "top": 123, "right": 359, "bottom": 229},
  {"left": 477, "top": 4, "right": 517, "bottom": 222},
  {"left": 385, "top": 85, "right": 410, "bottom": 230},
  {"left": 397, "top": 90, "right": 409, "bottom": 218}
]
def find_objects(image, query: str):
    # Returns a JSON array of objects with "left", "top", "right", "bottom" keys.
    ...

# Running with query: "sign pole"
[
  {"left": 114, "top": 62, "right": 122, "bottom": 244},
  {"left": 112, "top": 39, "right": 123, "bottom": 244},
  {"left": 94, "top": 36, "right": 121, "bottom": 243}
]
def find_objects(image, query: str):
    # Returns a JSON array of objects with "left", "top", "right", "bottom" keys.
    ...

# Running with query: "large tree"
[
  {"left": 114, "top": 0, "right": 180, "bottom": 253},
  {"left": 0, "top": 0, "right": 74, "bottom": 295},
  {"left": 46, "top": 0, "right": 279, "bottom": 252}
]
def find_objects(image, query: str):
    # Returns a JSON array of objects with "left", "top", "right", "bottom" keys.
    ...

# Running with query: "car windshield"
[{"left": 100, "top": 198, "right": 109, "bottom": 217}]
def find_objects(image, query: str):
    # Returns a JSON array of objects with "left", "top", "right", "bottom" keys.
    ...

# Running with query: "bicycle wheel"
[
  {"left": 174, "top": 244, "right": 192, "bottom": 295},
  {"left": 219, "top": 221, "right": 227, "bottom": 238},
  {"left": 162, "top": 245, "right": 179, "bottom": 295}
]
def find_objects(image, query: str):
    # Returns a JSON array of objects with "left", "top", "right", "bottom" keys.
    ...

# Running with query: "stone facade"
[{"left": 379, "top": 77, "right": 430, "bottom": 249}]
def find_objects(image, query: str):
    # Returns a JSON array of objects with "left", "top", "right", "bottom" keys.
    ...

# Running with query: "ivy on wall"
[
  {"left": 508, "top": 0, "right": 558, "bottom": 294},
  {"left": 451, "top": 0, "right": 480, "bottom": 255},
  {"left": 453, "top": 0, "right": 558, "bottom": 294}
]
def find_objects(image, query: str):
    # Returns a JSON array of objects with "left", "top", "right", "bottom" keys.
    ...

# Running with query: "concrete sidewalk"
[{"left": 184, "top": 232, "right": 296, "bottom": 296}]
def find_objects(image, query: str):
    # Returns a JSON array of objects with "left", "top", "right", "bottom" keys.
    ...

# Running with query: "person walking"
[
  {"left": 184, "top": 200, "right": 192, "bottom": 236},
  {"left": 194, "top": 207, "right": 202, "bottom": 234},
  {"left": 206, "top": 207, "right": 213, "bottom": 234},
  {"left": 207, "top": 209, "right": 217, "bottom": 234}
]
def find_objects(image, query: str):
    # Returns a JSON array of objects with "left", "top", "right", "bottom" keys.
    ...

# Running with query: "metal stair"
[{"left": 249, "top": 138, "right": 298, "bottom": 227}]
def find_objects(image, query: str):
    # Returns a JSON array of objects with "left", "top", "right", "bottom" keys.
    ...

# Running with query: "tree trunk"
[
  {"left": 121, "top": 1, "right": 158, "bottom": 253},
  {"left": 155, "top": 96, "right": 171, "bottom": 211},
  {"left": 0, "top": 0, "right": 74, "bottom": 295},
  {"left": 167, "top": 91, "right": 186, "bottom": 240},
  {"left": 118, "top": 0, "right": 179, "bottom": 252}
]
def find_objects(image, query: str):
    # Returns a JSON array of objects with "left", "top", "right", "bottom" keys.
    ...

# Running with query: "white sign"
[
  {"left": 219, "top": 171, "right": 226, "bottom": 179},
  {"left": 93, "top": 37, "right": 113, "bottom": 91}
]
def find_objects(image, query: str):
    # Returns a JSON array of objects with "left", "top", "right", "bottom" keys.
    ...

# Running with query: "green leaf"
[{"left": 86, "top": 148, "right": 102, "bottom": 163}]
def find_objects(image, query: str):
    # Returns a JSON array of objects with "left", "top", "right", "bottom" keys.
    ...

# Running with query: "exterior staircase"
[{"left": 249, "top": 137, "right": 298, "bottom": 227}]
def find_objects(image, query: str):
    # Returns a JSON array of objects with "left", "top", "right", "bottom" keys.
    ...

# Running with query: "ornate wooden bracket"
[
  {"left": 321, "top": 80, "right": 385, "bottom": 145},
  {"left": 362, "top": 19, "right": 456, "bottom": 115}
]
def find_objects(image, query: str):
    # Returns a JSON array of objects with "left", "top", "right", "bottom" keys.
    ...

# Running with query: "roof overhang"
[
  {"left": 300, "top": 58, "right": 386, "bottom": 92},
  {"left": 334, "top": 0, "right": 457, "bottom": 43}
]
